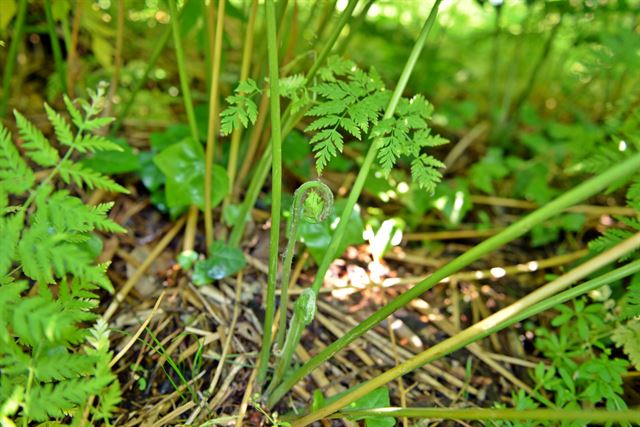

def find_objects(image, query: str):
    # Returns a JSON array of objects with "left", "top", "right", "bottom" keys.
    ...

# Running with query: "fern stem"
[
  {"left": 225, "top": 0, "right": 259, "bottom": 206},
  {"left": 167, "top": 0, "right": 199, "bottom": 143},
  {"left": 0, "top": 0, "right": 28, "bottom": 117},
  {"left": 275, "top": 181, "right": 333, "bottom": 349},
  {"left": 227, "top": 0, "right": 359, "bottom": 247},
  {"left": 43, "top": 0, "right": 67, "bottom": 95},
  {"left": 332, "top": 407, "right": 640, "bottom": 424},
  {"left": 270, "top": 149, "right": 640, "bottom": 407},
  {"left": 290, "top": 232, "right": 640, "bottom": 425},
  {"left": 204, "top": 0, "right": 226, "bottom": 250},
  {"left": 256, "top": 0, "right": 284, "bottom": 387}
]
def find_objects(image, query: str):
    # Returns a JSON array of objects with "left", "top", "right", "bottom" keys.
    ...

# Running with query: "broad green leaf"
[
  {"left": 348, "top": 387, "right": 395, "bottom": 427},
  {"left": 192, "top": 241, "right": 246, "bottom": 284},
  {"left": 222, "top": 203, "right": 250, "bottom": 227},
  {"left": 153, "top": 137, "right": 229, "bottom": 218}
]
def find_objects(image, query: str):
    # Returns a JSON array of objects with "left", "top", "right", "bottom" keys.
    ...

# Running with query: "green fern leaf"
[
  {"left": 620, "top": 273, "right": 640, "bottom": 320},
  {"left": 44, "top": 103, "right": 74, "bottom": 146},
  {"left": 82, "top": 117, "right": 115, "bottom": 132},
  {"left": 0, "top": 281, "right": 28, "bottom": 342},
  {"left": 38, "top": 189, "right": 126, "bottom": 234},
  {"left": 75, "top": 134, "right": 124, "bottom": 153},
  {"left": 612, "top": 319, "right": 640, "bottom": 370},
  {"left": 12, "top": 296, "right": 78, "bottom": 347},
  {"left": 59, "top": 160, "right": 129, "bottom": 193},
  {"left": 13, "top": 110, "right": 60, "bottom": 167},
  {"left": 589, "top": 218, "right": 640, "bottom": 261},
  {"left": 0, "top": 211, "right": 24, "bottom": 276},
  {"left": 64, "top": 95, "right": 84, "bottom": 129},
  {"left": 219, "top": 79, "right": 260, "bottom": 136},
  {"left": 27, "top": 375, "right": 112, "bottom": 421},
  {"left": 0, "top": 123, "right": 36, "bottom": 195},
  {"left": 95, "top": 380, "right": 121, "bottom": 421},
  {"left": 411, "top": 154, "right": 445, "bottom": 193},
  {"left": 627, "top": 177, "right": 640, "bottom": 211},
  {"left": 309, "top": 129, "right": 343, "bottom": 173},
  {"left": 34, "top": 350, "right": 97, "bottom": 382}
]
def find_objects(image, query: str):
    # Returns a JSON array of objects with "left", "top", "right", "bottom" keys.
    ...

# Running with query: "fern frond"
[
  {"left": 0, "top": 281, "right": 28, "bottom": 342},
  {"left": 309, "top": 129, "right": 343, "bottom": 173},
  {"left": 620, "top": 273, "right": 640, "bottom": 320},
  {"left": 11, "top": 296, "right": 79, "bottom": 347},
  {"left": 34, "top": 350, "right": 97, "bottom": 382},
  {"left": 0, "top": 124, "right": 35, "bottom": 195},
  {"left": 59, "top": 160, "right": 129, "bottom": 193},
  {"left": 589, "top": 220, "right": 640, "bottom": 261},
  {"left": 13, "top": 110, "right": 60, "bottom": 167},
  {"left": 627, "top": 177, "right": 640, "bottom": 211},
  {"left": 44, "top": 190, "right": 126, "bottom": 234},
  {"left": 306, "top": 64, "right": 387, "bottom": 174},
  {"left": 26, "top": 375, "right": 112, "bottom": 421},
  {"left": 612, "top": 319, "right": 640, "bottom": 370},
  {"left": 95, "top": 380, "right": 121, "bottom": 421},
  {"left": 64, "top": 95, "right": 84, "bottom": 129},
  {"left": 75, "top": 134, "right": 124, "bottom": 153},
  {"left": 219, "top": 79, "right": 260, "bottom": 136},
  {"left": 411, "top": 154, "right": 445, "bottom": 193},
  {"left": 0, "top": 211, "right": 24, "bottom": 276},
  {"left": 44, "top": 103, "right": 74, "bottom": 147},
  {"left": 82, "top": 117, "right": 115, "bottom": 132}
]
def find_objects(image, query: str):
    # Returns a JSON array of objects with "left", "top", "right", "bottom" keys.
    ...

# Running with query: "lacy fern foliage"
[
  {"left": 305, "top": 57, "right": 388, "bottom": 173},
  {"left": 219, "top": 78, "right": 261, "bottom": 136},
  {"left": 0, "top": 86, "right": 124, "bottom": 424}
]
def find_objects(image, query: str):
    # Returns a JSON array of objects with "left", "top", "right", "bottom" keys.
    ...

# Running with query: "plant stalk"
[
  {"left": 256, "top": 0, "right": 284, "bottom": 387},
  {"left": 333, "top": 407, "right": 640, "bottom": 424},
  {"left": 290, "top": 232, "right": 640, "bottom": 425},
  {"left": 204, "top": 0, "right": 226, "bottom": 250},
  {"left": 225, "top": 0, "right": 259, "bottom": 206},
  {"left": 167, "top": 0, "right": 199, "bottom": 143},
  {"left": 268, "top": 150, "right": 640, "bottom": 406}
]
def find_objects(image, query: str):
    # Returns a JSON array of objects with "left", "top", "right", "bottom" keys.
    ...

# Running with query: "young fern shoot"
[{"left": 276, "top": 181, "right": 334, "bottom": 350}]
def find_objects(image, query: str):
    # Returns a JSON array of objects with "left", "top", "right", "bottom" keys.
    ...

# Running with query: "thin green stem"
[
  {"left": 291, "top": 232, "right": 640, "bottom": 425},
  {"left": 44, "top": 0, "right": 67, "bottom": 95},
  {"left": 265, "top": 290, "right": 315, "bottom": 398},
  {"left": 275, "top": 181, "right": 333, "bottom": 349},
  {"left": 268, "top": 150, "right": 640, "bottom": 406},
  {"left": 204, "top": 0, "right": 226, "bottom": 250},
  {"left": 0, "top": 0, "right": 28, "bottom": 118},
  {"left": 227, "top": 0, "right": 359, "bottom": 247},
  {"left": 111, "top": 22, "right": 172, "bottom": 135},
  {"left": 333, "top": 407, "right": 640, "bottom": 424},
  {"left": 256, "top": 0, "right": 284, "bottom": 387},
  {"left": 167, "top": 0, "right": 199, "bottom": 143},
  {"left": 225, "top": 0, "right": 259, "bottom": 206}
]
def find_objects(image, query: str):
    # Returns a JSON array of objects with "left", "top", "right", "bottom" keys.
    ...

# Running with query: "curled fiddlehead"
[{"left": 276, "top": 180, "right": 333, "bottom": 349}]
